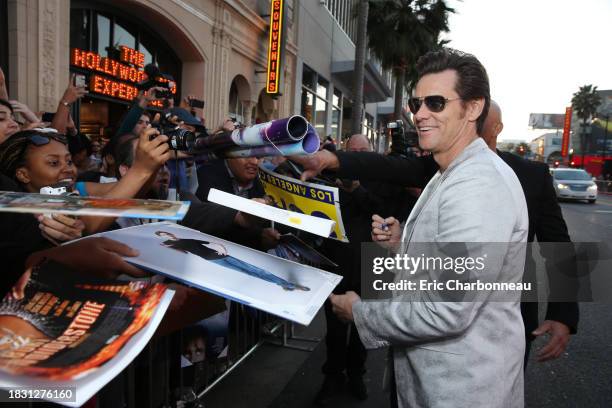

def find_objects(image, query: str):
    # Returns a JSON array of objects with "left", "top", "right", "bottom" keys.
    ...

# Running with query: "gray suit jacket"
[{"left": 353, "top": 138, "right": 529, "bottom": 408}]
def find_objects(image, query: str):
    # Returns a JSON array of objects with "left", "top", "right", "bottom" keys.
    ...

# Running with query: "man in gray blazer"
[{"left": 329, "top": 49, "right": 529, "bottom": 407}]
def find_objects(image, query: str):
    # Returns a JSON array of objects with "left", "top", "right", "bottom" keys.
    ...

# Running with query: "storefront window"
[
  {"left": 317, "top": 77, "right": 329, "bottom": 99},
  {"left": 228, "top": 80, "right": 245, "bottom": 123},
  {"left": 301, "top": 89, "right": 314, "bottom": 123},
  {"left": 332, "top": 88, "right": 340, "bottom": 108},
  {"left": 331, "top": 88, "right": 342, "bottom": 140},
  {"left": 362, "top": 113, "right": 377, "bottom": 145},
  {"left": 95, "top": 14, "right": 111, "bottom": 56},
  {"left": 301, "top": 64, "right": 333, "bottom": 139},
  {"left": 302, "top": 65, "right": 316, "bottom": 91},
  {"left": 113, "top": 20, "right": 136, "bottom": 51},
  {"left": 315, "top": 97, "right": 328, "bottom": 137},
  {"left": 70, "top": 8, "right": 89, "bottom": 51}
]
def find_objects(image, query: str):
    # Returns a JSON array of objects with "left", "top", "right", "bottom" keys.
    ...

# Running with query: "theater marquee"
[
  {"left": 266, "top": 0, "right": 284, "bottom": 95},
  {"left": 70, "top": 45, "right": 175, "bottom": 105}
]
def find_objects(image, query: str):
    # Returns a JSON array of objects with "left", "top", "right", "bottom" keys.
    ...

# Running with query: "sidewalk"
[{"left": 201, "top": 310, "right": 389, "bottom": 408}]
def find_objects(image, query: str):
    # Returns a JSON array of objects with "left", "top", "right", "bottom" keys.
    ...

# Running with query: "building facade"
[
  {"left": 2, "top": 0, "right": 406, "bottom": 150},
  {"left": 294, "top": 0, "right": 393, "bottom": 149},
  {"left": 529, "top": 132, "right": 563, "bottom": 163},
  {"left": 2, "top": 0, "right": 296, "bottom": 140}
]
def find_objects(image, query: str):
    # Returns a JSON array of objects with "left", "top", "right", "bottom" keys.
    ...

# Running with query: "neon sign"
[
  {"left": 266, "top": 0, "right": 283, "bottom": 94},
  {"left": 561, "top": 107, "right": 572, "bottom": 157},
  {"left": 70, "top": 46, "right": 176, "bottom": 104}
]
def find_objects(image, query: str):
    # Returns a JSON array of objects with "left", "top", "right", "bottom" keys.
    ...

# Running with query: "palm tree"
[
  {"left": 350, "top": 0, "right": 370, "bottom": 135},
  {"left": 367, "top": 0, "right": 454, "bottom": 121},
  {"left": 571, "top": 84, "right": 602, "bottom": 168}
]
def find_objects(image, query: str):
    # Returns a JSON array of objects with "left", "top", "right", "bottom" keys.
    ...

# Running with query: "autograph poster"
[
  {"left": 0, "top": 268, "right": 168, "bottom": 381},
  {"left": 0, "top": 191, "right": 190, "bottom": 220},
  {"left": 258, "top": 166, "right": 348, "bottom": 242}
]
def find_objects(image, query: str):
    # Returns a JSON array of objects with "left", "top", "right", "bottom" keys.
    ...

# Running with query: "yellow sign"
[{"left": 258, "top": 166, "right": 348, "bottom": 242}]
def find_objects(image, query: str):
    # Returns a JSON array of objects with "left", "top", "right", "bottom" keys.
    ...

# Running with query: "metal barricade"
[{"left": 94, "top": 300, "right": 318, "bottom": 407}]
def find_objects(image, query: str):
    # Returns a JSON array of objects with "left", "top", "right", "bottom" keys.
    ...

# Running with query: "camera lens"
[{"left": 166, "top": 128, "right": 195, "bottom": 151}]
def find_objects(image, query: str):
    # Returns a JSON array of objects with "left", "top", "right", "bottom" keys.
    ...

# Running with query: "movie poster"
[
  {"left": 0, "top": 268, "right": 168, "bottom": 381},
  {"left": 97, "top": 222, "right": 342, "bottom": 325},
  {"left": 0, "top": 191, "right": 190, "bottom": 220}
]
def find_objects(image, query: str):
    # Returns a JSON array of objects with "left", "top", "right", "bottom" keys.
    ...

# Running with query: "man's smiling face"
[{"left": 413, "top": 69, "right": 466, "bottom": 154}]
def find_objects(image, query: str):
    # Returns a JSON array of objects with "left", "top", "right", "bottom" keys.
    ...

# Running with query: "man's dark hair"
[
  {"left": 114, "top": 133, "right": 139, "bottom": 177},
  {"left": 0, "top": 99, "right": 14, "bottom": 114},
  {"left": 68, "top": 133, "right": 92, "bottom": 156},
  {"left": 416, "top": 48, "right": 490, "bottom": 135}
]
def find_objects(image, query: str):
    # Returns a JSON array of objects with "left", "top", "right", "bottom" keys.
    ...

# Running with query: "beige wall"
[
  {"left": 7, "top": 0, "right": 70, "bottom": 112},
  {"left": 5, "top": 0, "right": 296, "bottom": 125}
]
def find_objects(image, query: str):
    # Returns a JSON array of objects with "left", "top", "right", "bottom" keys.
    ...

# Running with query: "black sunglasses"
[
  {"left": 27, "top": 133, "right": 68, "bottom": 146},
  {"left": 408, "top": 96, "right": 461, "bottom": 114}
]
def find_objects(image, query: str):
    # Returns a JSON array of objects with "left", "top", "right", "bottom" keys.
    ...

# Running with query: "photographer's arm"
[
  {"left": 293, "top": 150, "right": 438, "bottom": 188},
  {"left": 50, "top": 75, "right": 87, "bottom": 132},
  {"left": 335, "top": 151, "right": 437, "bottom": 188},
  {"left": 82, "top": 128, "right": 171, "bottom": 233},
  {"left": 114, "top": 88, "right": 163, "bottom": 140}
]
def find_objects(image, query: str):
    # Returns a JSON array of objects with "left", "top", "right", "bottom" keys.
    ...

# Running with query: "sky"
[{"left": 442, "top": 0, "right": 612, "bottom": 142}]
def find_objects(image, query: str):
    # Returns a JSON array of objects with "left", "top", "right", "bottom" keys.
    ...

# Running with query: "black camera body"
[
  {"left": 388, "top": 120, "right": 418, "bottom": 158},
  {"left": 387, "top": 120, "right": 405, "bottom": 139},
  {"left": 152, "top": 114, "right": 208, "bottom": 153},
  {"left": 136, "top": 64, "right": 175, "bottom": 99}
]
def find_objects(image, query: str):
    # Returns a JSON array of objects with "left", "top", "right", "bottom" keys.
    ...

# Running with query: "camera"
[
  {"left": 137, "top": 63, "right": 175, "bottom": 99},
  {"left": 387, "top": 120, "right": 418, "bottom": 158},
  {"left": 387, "top": 120, "right": 405, "bottom": 138},
  {"left": 75, "top": 74, "right": 87, "bottom": 88},
  {"left": 40, "top": 186, "right": 69, "bottom": 195},
  {"left": 152, "top": 113, "right": 209, "bottom": 152}
]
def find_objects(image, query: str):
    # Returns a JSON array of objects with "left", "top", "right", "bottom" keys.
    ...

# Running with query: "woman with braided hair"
[{"left": 0, "top": 126, "right": 172, "bottom": 237}]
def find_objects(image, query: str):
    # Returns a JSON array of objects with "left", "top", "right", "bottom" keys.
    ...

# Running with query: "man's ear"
[
  {"left": 467, "top": 98, "right": 485, "bottom": 124},
  {"left": 495, "top": 122, "right": 504, "bottom": 138},
  {"left": 119, "top": 164, "right": 129, "bottom": 178},
  {"left": 15, "top": 167, "right": 31, "bottom": 185}
]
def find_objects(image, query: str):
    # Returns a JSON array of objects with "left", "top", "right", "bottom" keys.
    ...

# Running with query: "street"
[
  {"left": 204, "top": 195, "right": 612, "bottom": 408},
  {"left": 525, "top": 194, "right": 612, "bottom": 407}
]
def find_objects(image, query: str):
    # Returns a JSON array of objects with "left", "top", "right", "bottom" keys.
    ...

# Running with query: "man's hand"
[
  {"left": 289, "top": 150, "right": 339, "bottom": 181},
  {"left": 9, "top": 100, "right": 39, "bottom": 124},
  {"left": 37, "top": 213, "right": 85, "bottom": 243},
  {"left": 61, "top": 74, "right": 88, "bottom": 105},
  {"left": 132, "top": 127, "right": 172, "bottom": 176},
  {"left": 533, "top": 320, "right": 571, "bottom": 362},
  {"left": 371, "top": 215, "right": 401, "bottom": 251},
  {"left": 13, "top": 238, "right": 146, "bottom": 299},
  {"left": 137, "top": 86, "right": 166, "bottom": 108},
  {"left": 330, "top": 291, "right": 361, "bottom": 322},
  {"left": 260, "top": 228, "right": 281, "bottom": 250}
]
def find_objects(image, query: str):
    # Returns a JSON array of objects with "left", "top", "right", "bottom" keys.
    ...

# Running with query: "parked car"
[{"left": 550, "top": 168, "right": 598, "bottom": 203}]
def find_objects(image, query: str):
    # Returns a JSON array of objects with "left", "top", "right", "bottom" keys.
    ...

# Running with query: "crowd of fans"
[{"left": 0, "top": 63, "right": 429, "bottom": 403}]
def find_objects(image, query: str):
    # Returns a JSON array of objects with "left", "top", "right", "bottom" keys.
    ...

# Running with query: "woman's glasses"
[{"left": 27, "top": 133, "right": 68, "bottom": 146}]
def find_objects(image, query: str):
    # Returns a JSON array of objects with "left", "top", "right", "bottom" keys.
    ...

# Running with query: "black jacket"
[
  {"left": 188, "top": 160, "right": 266, "bottom": 249},
  {"left": 335, "top": 150, "right": 579, "bottom": 336},
  {"left": 0, "top": 175, "right": 50, "bottom": 296}
]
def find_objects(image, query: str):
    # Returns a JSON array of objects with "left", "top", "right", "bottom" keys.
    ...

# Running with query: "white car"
[{"left": 550, "top": 168, "right": 598, "bottom": 203}]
